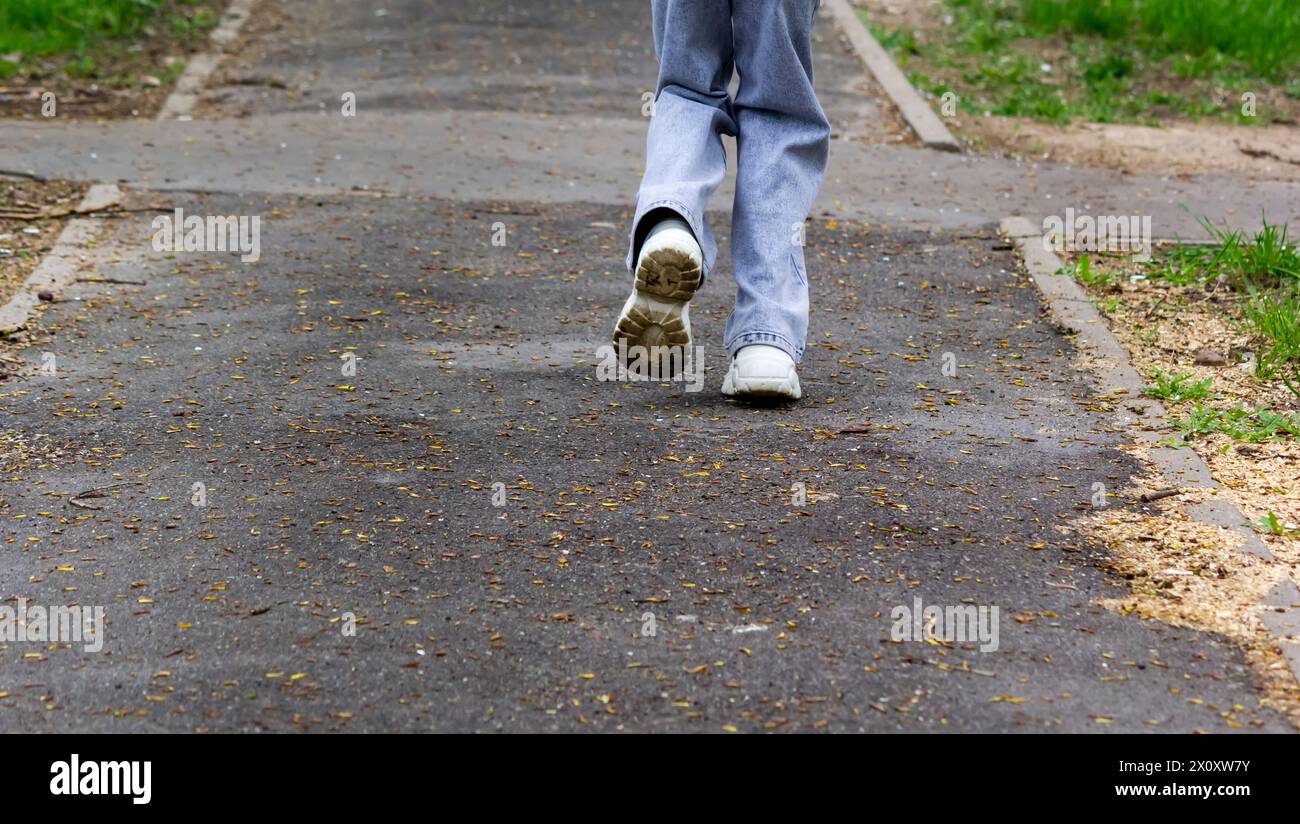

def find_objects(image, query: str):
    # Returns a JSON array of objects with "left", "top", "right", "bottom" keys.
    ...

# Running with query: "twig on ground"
[
  {"left": 1140, "top": 488, "right": 1181, "bottom": 503},
  {"left": 76, "top": 277, "right": 147, "bottom": 286},
  {"left": 67, "top": 481, "right": 143, "bottom": 510},
  {"left": 0, "top": 203, "right": 169, "bottom": 221},
  {"left": 0, "top": 169, "right": 47, "bottom": 183}
]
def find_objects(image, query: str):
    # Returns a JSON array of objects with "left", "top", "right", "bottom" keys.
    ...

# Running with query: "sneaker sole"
[
  {"left": 634, "top": 245, "right": 701, "bottom": 302},
  {"left": 612, "top": 246, "right": 702, "bottom": 374},
  {"left": 721, "top": 365, "right": 802, "bottom": 400}
]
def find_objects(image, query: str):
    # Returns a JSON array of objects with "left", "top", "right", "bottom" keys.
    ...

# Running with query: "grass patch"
[
  {"left": 1058, "top": 254, "right": 1119, "bottom": 289},
  {"left": 1254, "top": 511, "right": 1300, "bottom": 537},
  {"left": 1245, "top": 290, "right": 1300, "bottom": 397},
  {"left": 863, "top": 0, "right": 1300, "bottom": 125},
  {"left": 1172, "top": 403, "right": 1300, "bottom": 442},
  {"left": 1141, "top": 369, "right": 1214, "bottom": 403},
  {"left": 0, "top": 1, "right": 162, "bottom": 52},
  {"left": 1141, "top": 218, "right": 1300, "bottom": 401},
  {"left": 1021, "top": 0, "right": 1300, "bottom": 79},
  {"left": 0, "top": 0, "right": 216, "bottom": 82},
  {"left": 1067, "top": 217, "right": 1300, "bottom": 439},
  {"left": 1145, "top": 219, "right": 1300, "bottom": 289},
  {"left": 0, "top": 0, "right": 220, "bottom": 117},
  {"left": 0, "top": 0, "right": 160, "bottom": 79}
]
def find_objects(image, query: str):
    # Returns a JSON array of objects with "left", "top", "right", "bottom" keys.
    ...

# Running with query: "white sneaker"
[
  {"left": 721, "top": 344, "right": 801, "bottom": 400},
  {"left": 612, "top": 218, "right": 703, "bottom": 376}
]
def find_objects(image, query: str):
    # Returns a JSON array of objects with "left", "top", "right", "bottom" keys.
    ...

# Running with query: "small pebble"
[{"left": 1193, "top": 347, "right": 1228, "bottom": 366}]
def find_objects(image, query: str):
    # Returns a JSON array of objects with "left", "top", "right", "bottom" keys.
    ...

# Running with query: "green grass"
[
  {"left": 0, "top": 0, "right": 206, "bottom": 81},
  {"left": 1139, "top": 219, "right": 1300, "bottom": 402},
  {"left": 1245, "top": 290, "right": 1300, "bottom": 396},
  {"left": 1145, "top": 219, "right": 1300, "bottom": 289},
  {"left": 1172, "top": 403, "right": 1300, "bottom": 442},
  {"left": 1156, "top": 219, "right": 1300, "bottom": 401},
  {"left": 867, "top": 0, "right": 1300, "bottom": 125},
  {"left": 1057, "top": 254, "right": 1121, "bottom": 288},
  {"left": 1141, "top": 369, "right": 1214, "bottom": 403},
  {"left": 1254, "top": 511, "right": 1300, "bottom": 537},
  {"left": 1073, "top": 218, "right": 1300, "bottom": 437},
  {"left": 1205, "top": 219, "right": 1300, "bottom": 289},
  {"left": 0, "top": 0, "right": 164, "bottom": 56},
  {"left": 1142, "top": 242, "right": 1225, "bottom": 287},
  {"left": 1020, "top": 0, "right": 1299, "bottom": 79}
]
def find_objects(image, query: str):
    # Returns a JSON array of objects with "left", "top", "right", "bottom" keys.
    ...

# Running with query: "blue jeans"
[{"left": 628, "top": 0, "right": 830, "bottom": 363}]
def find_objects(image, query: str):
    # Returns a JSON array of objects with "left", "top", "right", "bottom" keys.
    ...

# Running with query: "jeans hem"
[
  {"left": 626, "top": 198, "right": 708, "bottom": 276},
  {"left": 726, "top": 331, "right": 803, "bottom": 363}
]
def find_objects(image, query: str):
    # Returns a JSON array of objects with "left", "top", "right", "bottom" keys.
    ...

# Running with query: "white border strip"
[
  {"left": 823, "top": 0, "right": 960, "bottom": 152},
  {"left": 1003, "top": 214, "right": 1300, "bottom": 687},
  {"left": 0, "top": 184, "right": 122, "bottom": 336},
  {"left": 2, "top": 0, "right": 260, "bottom": 335},
  {"left": 157, "top": 0, "right": 259, "bottom": 120}
]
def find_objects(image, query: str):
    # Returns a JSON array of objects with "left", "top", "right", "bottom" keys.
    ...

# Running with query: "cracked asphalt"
[{"left": 0, "top": 0, "right": 1292, "bottom": 732}]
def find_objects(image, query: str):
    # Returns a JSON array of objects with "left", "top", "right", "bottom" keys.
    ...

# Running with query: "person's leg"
[
  {"left": 725, "top": 0, "right": 830, "bottom": 368},
  {"left": 615, "top": 0, "right": 736, "bottom": 374},
  {"left": 626, "top": 0, "right": 736, "bottom": 276}
]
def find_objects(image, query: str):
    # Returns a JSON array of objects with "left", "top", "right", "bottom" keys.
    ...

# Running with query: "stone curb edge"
[
  {"left": 0, "top": 184, "right": 123, "bottom": 336},
  {"left": 1002, "top": 214, "right": 1300, "bottom": 689},
  {"left": 157, "top": 0, "right": 259, "bottom": 121},
  {"left": 822, "top": 0, "right": 961, "bottom": 152},
  {"left": 2, "top": 0, "right": 261, "bottom": 338}
]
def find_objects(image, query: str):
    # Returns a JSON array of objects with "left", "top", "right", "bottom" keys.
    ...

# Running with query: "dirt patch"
[
  {"left": 0, "top": 0, "right": 226, "bottom": 120},
  {"left": 1079, "top": 491, "right": 1300, "bottom": 728},
  {"left": 960, "top": 117, "right": 1300, "bottom": 181},
  {"left": 855, "top": 0, "right": 1300, "bottom": 180},
  {"left": 860, "top": 0, "right": 946, "bottom": 34},
  {"left": 191, "top": 0, "right": 292, "bottom": 118},
  {"left": 0, "top": 175, "right": 87, "bottom": 309},
  {"left": 0, "top": 174, "right": 87, "bottom": 380},
  {"left": 1079, "top": 257, "right": 1300, "bottom": 539},
  {"left": 1063, "top": 252, "right": 1300, "bottom": 726}
]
